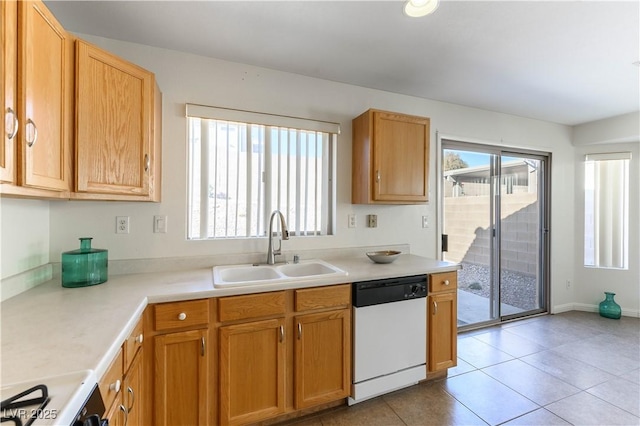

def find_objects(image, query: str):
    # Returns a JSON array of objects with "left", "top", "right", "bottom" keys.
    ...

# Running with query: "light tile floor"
[{"left": 284, "top": 311, "right": 640, "bottom": 426}]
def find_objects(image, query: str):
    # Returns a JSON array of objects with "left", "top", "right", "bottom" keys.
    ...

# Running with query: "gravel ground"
[{"left": 458, "top": 262, "right": 539, "bottom": 311}]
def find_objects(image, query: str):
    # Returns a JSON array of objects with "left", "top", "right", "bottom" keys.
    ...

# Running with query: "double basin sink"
[{"left": 212, "top": 259, "right": 348, "bottom": 288}]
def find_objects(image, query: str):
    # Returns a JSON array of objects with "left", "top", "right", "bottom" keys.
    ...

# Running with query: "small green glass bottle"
[
  {"left": 61, "top": 237, "right": 108, "bottom": 288},
  {"left": 598, "top": 292, "right": 622, "bottom": 319}
]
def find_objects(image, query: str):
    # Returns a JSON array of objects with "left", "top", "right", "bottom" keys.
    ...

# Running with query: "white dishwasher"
[{"left": 349, "top": 275, "right": 428, "bottom": 405}]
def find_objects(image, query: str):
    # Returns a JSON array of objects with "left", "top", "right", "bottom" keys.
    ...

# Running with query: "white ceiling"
[{"left": 45, "top": 0, "right": 640, "bottom": 126}]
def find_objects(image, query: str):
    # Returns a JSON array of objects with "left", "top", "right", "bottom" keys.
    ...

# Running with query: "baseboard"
[
  {"left": 551, "top": 303, "right": 573, "bottom": 314},
  {"left": 553, "top": 302, "right": 640, "bottom": 318}
]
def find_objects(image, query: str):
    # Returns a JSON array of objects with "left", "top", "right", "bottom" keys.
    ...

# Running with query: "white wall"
[
  {"left": 0, "top": 198, "right": 51, "bottom": 300},
  {"left": 4, "top": 35, "right": 578, "bottom": 311},
  {"left": 573, "top": 142, "right": 640, "bottom": 316},
  {"left": 0, "top": 198, "right": 49, "bottom": 278},
  {"left": 573, "top": 112, "right": 640, "bottom": 145}
]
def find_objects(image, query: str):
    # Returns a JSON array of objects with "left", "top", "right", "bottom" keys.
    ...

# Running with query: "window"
[
  {"left": 186, "top": 104, "right": 339, "bottom": 240},
  {"left": 584, "top": 152, "right": 631, "bottom": 269}
]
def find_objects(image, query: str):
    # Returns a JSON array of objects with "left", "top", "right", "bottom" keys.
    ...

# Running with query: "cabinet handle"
[
  {"left": 297, "top": 323, "right": 302, "bottom": 340},
  {"left": 279, "top": 325, "right": 284, "bottom": 343},
  {"left": 119, "top": 404, "right": 128, "bottom": 426},
  {"left": 126, "top": 386, "right": 135, "bottom": 412},
  {"left": 433, "top": 300, "right": 438, "bottom": 315},
  {"left": 5, "top": 107, "right": 18, "bottom": 140},
  {"left": 376, "top": 170, "right": 381, "bottom": 182},
  {"left": 109, "top": 379, "right": 121, "bottom": 393},
  {"left": 201, "top": 337, "right": 205, "bottom": 356},
  {"left": 135, "top": 333, "right": 144, "bottom": 344},
  {"left": 25, "top": 118, "right": 38, "bottom": 147},
  {"left": 178, "top": 312, "right": 187, "bottom": 321},
  {"left": 144, "top": 154, "right": 150, "bottom": 172},
  {"left": 443, "top": 279, "right": 450, "bottom": 286}
]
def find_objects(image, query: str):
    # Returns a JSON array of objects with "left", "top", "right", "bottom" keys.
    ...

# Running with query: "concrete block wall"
[{"left": 444, "top": 193, "right": 538, "bottom": 275}]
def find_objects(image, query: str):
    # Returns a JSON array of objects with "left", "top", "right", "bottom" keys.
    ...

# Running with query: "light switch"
[{"left": 154, "top": 215, "right": 167, "bottom": 233}]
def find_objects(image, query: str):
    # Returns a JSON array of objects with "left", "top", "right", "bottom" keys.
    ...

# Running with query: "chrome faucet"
[{"left": 267, "top": 210, "right": 289, "bottom": 265}]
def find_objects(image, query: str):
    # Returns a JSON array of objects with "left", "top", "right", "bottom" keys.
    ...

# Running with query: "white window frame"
[
  {"left": 584, "top": 152, "right": 631, "bottom": 269},
  {"left": 186, "top": 104, "right": 339, "bottom": 240}
]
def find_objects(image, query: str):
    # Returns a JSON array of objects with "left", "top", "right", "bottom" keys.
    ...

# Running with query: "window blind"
[{"left": 186, "top": 105, "right": 337, "bottom": 240}]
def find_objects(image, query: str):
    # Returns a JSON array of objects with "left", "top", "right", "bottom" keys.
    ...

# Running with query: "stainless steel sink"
[{"left": 212, "top": 259, "right": 347, "bottom": 288}]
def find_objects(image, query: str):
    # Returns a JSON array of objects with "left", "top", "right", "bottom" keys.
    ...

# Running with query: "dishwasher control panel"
[{"left": 352, "top": 275, "right": 428, "bottom": 307}]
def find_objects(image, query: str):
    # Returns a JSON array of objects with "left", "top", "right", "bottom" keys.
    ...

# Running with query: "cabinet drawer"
[
  {"left": 123, "top": 317, "right": 143, "bottom": 371},
  {"left": 295, "top": 284, "right": 351, "bottom": 312},
  {"left": 154, "top": 299, "right": 209, "bottom": 331},
  {"left": 429, "top": 271, "right": 457, "bottom": 293},
  {"left": 218, "top": 291, "right": 285, "bottom": 322},
  {"left": 99, "top": 349, "right": 123, "bottom": 411}
]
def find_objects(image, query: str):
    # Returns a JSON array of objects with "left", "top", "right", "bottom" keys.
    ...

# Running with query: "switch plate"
[
  {"left": 154, "top": 215, "right": 168, "bottom": 233},
  {"left": 116, "top": 216, "right": 130, "bottom": 234},
  {"left": 422, "top": 215, "right": 429, "bottom": 228},
  {"left": 348, "top": 214, "right": 356, "bottom": 228},
  {"left": 367, "top": 214, "right": 377, "bottom": 228}
]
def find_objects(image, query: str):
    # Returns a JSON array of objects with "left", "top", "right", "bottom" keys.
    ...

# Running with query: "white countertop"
[{"left": 0, "top": 254, "right": 458, "bottom": 387}]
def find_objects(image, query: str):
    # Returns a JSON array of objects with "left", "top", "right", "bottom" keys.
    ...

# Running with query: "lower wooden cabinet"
[
  {"left": 154, "top": 329, "right": 209, "bottom": 426},
  {"left": 219, "top": 318, "right": 286, "bottom": 425},
  {"left": 217, "top": 284, "right": 351, "bottom": 425},
  {"left": 100, "top": 336, "right": 145, "bottom": 426},
  {"left": 104, "top": 397, "right": 127, "bottom": 426},
  {"left": 123, "top": 348, "right": 144, "bottom": 426},
  {"left": 146, "top": 286, "right": 351, "bottom": 425},
  {"left": 294, "top": 309, "right": 350, "bottom": 409},
  {"left": 427, "top": 272, "right": 458, "bottom": 373}
]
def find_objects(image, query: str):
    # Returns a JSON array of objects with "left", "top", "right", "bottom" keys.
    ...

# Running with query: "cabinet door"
[
  {"left": 124, "top": 349, "right": 144, "bottom": 426},
  {"left": 219, "top": 318, "right": 285, "bottom": 426},
  {"left": 18, "top": 0, "right": 71, "bottom": 191},
  {"left": 428, "top": 292, "right": 457, "bottom": 372},
  {"left": 294, "top": 309, "right": 351, "bottom": 409},
  {"left": 75, "top": 40, "right": 154, "bottom": 196},
  {"left": 155, "top": 329, "right": 208, "bottom": 426},
  {"left": 1, "top": 0, "right": 17, "bottom": 183},
  {"left": 104, "top": 400, "right": 127, "bottom": 426},
  {"left": 373, "top": 111, "right": 429, "bottom": 202}
]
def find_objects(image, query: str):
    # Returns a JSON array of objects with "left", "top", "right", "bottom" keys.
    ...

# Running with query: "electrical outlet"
[
  {"left": 116, "top": 216, "right": 130, "bottom": 234},
  {"left": 348, "top": 214, "right": 356, "bottom": 228},
  {"left": 566, "top": 279, "right": 571, "bottom": 289},
  {"left": 422, "top": 215, "right": 429, "bottom": 228},
  {"left": 367, "top": 214, "right": 378, "bottom": 228}
]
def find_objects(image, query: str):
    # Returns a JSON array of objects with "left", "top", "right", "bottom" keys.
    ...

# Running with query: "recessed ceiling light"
[{"left": 404, "top": 0, "right": 440, "bottom": 18}]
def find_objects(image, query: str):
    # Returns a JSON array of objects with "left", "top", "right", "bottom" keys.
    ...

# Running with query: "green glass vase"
[
  {"left": 61, "top": 237, "right": 108, "bottom": 288},
  {"left": 598, "top": 292, "right": 621, "bottom": 319}
]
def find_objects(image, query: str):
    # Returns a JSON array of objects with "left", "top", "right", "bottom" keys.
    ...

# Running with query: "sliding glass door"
[{"left": 441, "top": 140, "right": 549, "bottom": 329}]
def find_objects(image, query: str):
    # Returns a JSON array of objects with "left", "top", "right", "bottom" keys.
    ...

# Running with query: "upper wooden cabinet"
[
  {"left": 19, "top": 0, "right": 73, "bottom": 192},
  {"left": 352, "top": 109, "right": 430, "bottom": 204},
  {"left": 73, "top": 40, "right": 162, "bottom": 201},
  {"left": 1, "top": 0, "right": 17, "bottom": 184},
  {"left": 0, "top": 0, "right": 73, "bottom": 196}
]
